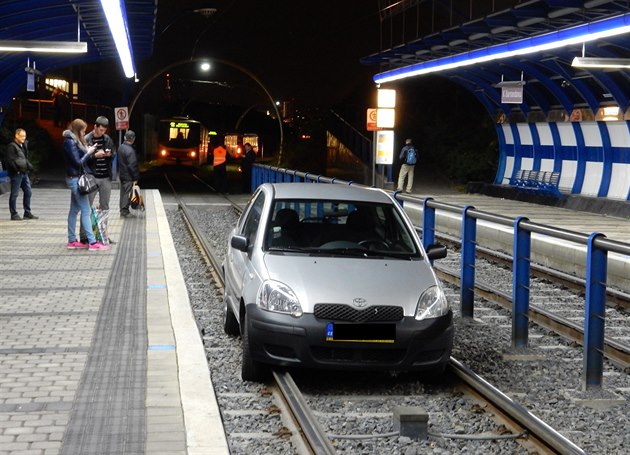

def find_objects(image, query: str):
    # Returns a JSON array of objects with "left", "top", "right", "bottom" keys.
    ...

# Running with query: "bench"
[{"left": 510, "top": 170, "right": 561, "bottom": 197}]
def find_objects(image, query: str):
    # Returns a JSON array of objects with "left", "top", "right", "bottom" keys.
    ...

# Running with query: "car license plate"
[{"left": 326, "top": 323, "right": 395, "bottom": 343}]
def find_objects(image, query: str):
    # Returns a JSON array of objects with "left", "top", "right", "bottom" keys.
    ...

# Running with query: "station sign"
[
  {"left": 366, "top": 108, "right": 380, "bottom": 131},
  {"left": 115, "top": 106, "right": 129, "bottom": 130}
]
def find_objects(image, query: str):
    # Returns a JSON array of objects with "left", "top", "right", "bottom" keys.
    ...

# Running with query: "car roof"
[{"left": 266, "top": 183, "right": 394, "bottom": 204}]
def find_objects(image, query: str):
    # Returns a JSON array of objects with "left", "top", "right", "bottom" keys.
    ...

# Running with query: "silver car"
[{"left": 223, "top": 183, "right": 453, "bottom": 382}]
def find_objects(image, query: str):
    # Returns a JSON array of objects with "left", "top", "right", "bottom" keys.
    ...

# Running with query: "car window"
[
  {"left": 241, "top": 191, "right": 266, "bottom": 247},
  {"left": 265, "top": 198, "right": 420, "bottom": 257}
]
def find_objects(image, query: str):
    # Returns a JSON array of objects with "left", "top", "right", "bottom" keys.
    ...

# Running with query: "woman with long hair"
[{"left": 62, "top": 118, "right": 109, "bottom": 251}]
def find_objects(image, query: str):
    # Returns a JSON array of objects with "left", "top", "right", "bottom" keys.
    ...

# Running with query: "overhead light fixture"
[
  {"left": 374, "top": 12, "right": 630, "bottom": 83},
  {"left": 0, "top": 40, "right": 87, "bottom": 53},
  {"left": 99, "top": 0, "right": 135, "bottom": 78},
  {"left": 571, "top": 56, "right": 630, "bottom": 68}
]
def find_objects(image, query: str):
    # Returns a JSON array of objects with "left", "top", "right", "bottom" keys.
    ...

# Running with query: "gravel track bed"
[{"left": 167, "top": 205, "right": 630, "bottom": 455}]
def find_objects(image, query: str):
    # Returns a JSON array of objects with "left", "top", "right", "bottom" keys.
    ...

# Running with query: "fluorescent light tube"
[
  {"left": 375, "top": 12, "right": 630, "bottom": 83},
  {"left": 0, "top": 40, "right": 87, "bottom": 53},
  {"left": 571, "top": 56, "right": 630, "bottom": 68},
  {"left": 99, "top": 0, "right": 135, "bottom": 78}
]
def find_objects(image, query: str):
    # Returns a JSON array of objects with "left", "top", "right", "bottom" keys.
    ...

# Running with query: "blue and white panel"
[
  {"left": 579, "top": 122, "right": 603, "bottom": 197},
  {"left": 556, "top": 123, "right": 578, "bottom": 192},
  {"left": 501, "top": 124, "right": 515, "bottom": 184},
  {"left": 606, "top": 122, "right": 630, "bottom": 200},
  {"left": 496, "top": 120, "right": 629, "bottom": 201}
]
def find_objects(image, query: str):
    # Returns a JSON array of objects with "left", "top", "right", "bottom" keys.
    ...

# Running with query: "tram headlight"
[
  {"left": 160, "top": 149, "right": 167, "bottom": 157},
  {"left": 190, "top": 151, "right": 196, "bottom": 158}
]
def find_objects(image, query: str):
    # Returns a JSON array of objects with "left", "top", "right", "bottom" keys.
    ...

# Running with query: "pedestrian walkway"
[{"left": 0, "top": 188, "right": 229, "bottom": 455}]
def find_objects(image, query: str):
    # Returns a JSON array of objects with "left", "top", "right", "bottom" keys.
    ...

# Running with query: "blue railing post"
[
  {"left": 583, "top": 232, "right": 608, "bottom": 390},
  {"left": 512, "top": 216, "right": 531, "bottom": 348},
  {"left": 421, "top": 197, "right": 435, "bottom": 251},
  {"left": 460, "top": 206, "right": 476, "bottom": 319}
]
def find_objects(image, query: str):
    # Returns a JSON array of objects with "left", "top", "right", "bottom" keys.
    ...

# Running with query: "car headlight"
[
  {"left": 257, "top": 280, "right": 303, "bottom": 317},
  {"left": 415, "top": 285, "right": 449, "bottom": 320}
]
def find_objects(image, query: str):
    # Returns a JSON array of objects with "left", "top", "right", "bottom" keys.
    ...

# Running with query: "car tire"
[
  {"left": 241, "top": 316, "right": 268, "bottom": 382},
  {"left": 223, "top": 298, "right": 240, "bottom": 336}
]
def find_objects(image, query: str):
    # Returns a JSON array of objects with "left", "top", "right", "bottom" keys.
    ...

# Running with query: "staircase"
[{"left": 326, "top": 111, "right": 392, "bottom": 187}]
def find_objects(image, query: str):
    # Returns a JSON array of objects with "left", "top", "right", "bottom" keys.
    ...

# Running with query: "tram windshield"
[{"left": 159, "top": 120, "right": 201, "bottom": 148}]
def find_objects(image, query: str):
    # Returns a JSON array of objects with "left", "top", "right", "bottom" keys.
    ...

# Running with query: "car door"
[{"left": 226, "top": 191, "right": 266, "bottom": 302}]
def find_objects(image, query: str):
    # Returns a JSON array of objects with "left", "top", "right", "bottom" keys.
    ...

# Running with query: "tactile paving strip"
[{"left": 60, "top": 215, "right": 147, "bottom": 455}]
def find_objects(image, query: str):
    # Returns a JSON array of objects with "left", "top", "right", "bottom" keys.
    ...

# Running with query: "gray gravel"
[{"left": 167, "top": 204, "right": 630, "bottom": 455}]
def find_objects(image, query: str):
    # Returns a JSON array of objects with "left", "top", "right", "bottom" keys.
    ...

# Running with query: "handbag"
[
  {"left": 78, "top": 165, "right": 99, "bottom": 194},
  {"left": 130, "top": 183, "right": 145, "bottom": 211}
]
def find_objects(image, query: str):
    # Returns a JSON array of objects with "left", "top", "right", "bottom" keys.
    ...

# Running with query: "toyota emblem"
[{"left": 353, "top": 297, "right": 367, "bottom": 308}]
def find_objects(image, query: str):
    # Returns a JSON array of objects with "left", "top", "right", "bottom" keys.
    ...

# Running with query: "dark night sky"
[
  {"left": 129, "top": 0, "right": 488, "bottom": 160},
  {"left": 145, "top": 1, "right": 382, "bottom": 109}
]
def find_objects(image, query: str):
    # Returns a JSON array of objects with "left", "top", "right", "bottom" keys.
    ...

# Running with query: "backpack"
[{"left": 405, "top": 146, "right": 417, "bottom": 165}]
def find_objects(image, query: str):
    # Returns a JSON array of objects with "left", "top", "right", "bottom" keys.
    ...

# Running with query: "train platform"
[
  {"left": 0, "top": 178, "right": 628, "bottom": 455},
  {"left": 0, "top": 187, "right": 229, "bottom": 455}
]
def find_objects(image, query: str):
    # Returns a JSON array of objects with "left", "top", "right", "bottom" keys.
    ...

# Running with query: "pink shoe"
[
  {"left": 67, "top": 241, "right": 89, "bottom": 249},
  {"left": 88, "top": 241, "right": 110, "bottom": 251}
]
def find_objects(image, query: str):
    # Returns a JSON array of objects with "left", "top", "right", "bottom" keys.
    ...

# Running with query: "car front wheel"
[{"left": 241, "top": 315, "right": 268, "bottom": 382}]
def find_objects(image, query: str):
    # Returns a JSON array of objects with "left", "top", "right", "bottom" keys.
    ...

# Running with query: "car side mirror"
[
  {"left": 426, "top": 243, "right": 447, "bottom": 260},
  {"left": 231, "top": 235, "right": 249, "bottom": 252}
]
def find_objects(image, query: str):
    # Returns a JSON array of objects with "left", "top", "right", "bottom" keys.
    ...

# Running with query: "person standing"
[
  {"left": 241, "top": 142, "right": 255, "bottom": 193},
  {"left": 213, "top": 142, "right": 228, "bottom": 193},
  {"left": 397, "top": 138, "right": 418, "bottom": 194},
  {"left": 6, "top": 128, "right": 38, "bottom": 221},
  {"left": 62, "top": 119, "right": 109, "bottom": 251},
  {"left": 117, "top": 130, "right": 140, "bottom": 217},
  {"left": 84, "top": 116, "right": 116, "bottom": 242}
]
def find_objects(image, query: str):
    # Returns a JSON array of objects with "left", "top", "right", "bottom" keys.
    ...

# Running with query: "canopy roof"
[
  {"left": 0, "top": 0, "right": 156, "bottom": 112},
  {"left": 362, "top": 0, "right": 630, "bottom": 118}
]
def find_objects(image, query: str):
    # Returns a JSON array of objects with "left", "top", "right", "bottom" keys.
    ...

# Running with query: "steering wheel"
[{"left": 358, "top": 239, "right": 390, "bottom": 250}]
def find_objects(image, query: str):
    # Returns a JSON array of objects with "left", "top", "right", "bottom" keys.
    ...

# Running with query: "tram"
[
  {"left": 157, "top": 117, "right": 209, "bottom": 165},
  {"left": 223, "top": 132, "right": 261, "bottom": 158}
]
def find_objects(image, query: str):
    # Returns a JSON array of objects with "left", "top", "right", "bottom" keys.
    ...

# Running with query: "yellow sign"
[{"left": 375, "top": 130, "right": 394, "bottom": 165}]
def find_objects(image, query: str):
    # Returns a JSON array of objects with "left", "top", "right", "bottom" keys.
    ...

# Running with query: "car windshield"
[{"left": 264, "top": 198, "right": 421, "bottom": 258}]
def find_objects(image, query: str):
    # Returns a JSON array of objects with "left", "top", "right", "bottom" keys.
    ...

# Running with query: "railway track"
[{"left": 161, "top": 171, "right": 593, "bottom": 454}]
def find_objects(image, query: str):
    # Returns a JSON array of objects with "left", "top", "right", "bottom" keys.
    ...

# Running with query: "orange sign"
[{"left": 366, "top": 108, "right": 381, "bottom": 131}]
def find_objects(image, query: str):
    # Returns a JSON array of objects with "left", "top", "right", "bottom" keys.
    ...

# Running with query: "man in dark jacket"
[
  {"left": 117, "top": 130, "right": 140, "bottom": 217},
  {"left": 6, "top": 128, "right": 38, "bottom": 220},
  {"left": 241, "top": 142, "right": 256, "bottom": 193}
]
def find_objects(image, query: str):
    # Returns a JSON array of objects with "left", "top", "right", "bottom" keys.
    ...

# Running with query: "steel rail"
[
  {"left": 416, "top": 228, "right": 630, "bottom": 308},
  {"left": 273, "top": 371, "right": 337, "bottom": 455},
  {"left": 449, "top": 358, "right": 586, "bottom": 455},
  {"left": 435, "top": 266, "right": 630, "bottom": 368}
]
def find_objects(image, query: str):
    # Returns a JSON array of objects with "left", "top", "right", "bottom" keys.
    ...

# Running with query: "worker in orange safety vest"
[{"left": 213, "top": 143, "right": 228, "bottom": 193}]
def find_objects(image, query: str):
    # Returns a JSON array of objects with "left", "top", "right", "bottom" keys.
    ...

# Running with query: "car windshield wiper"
[
  {"left": 308, "top": 247, "right": 400, "bottom": 259},
  {"left": 268, "top": 246, "right": 310, "bottom": 253}
]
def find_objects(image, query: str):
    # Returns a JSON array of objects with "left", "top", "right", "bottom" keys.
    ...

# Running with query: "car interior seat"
[
  {"left": 271, "top": 208, "right": 302, "bottom": 247},
  {"left": 345, "top": 209, "right": 377, "bottom": 243}
]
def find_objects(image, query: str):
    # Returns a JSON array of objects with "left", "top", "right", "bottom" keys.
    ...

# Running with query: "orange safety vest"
[{"left": 213, "top": 145, "right": 226, "bottom": 167}]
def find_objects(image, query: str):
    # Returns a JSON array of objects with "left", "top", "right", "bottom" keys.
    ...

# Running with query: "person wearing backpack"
[{"left": 397, "top": 138, "right": 417, "bottom": 193}]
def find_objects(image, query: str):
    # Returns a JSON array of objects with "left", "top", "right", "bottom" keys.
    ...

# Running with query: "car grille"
[{"left": 313, "top": 304, "right": 404, "bottom": 323}]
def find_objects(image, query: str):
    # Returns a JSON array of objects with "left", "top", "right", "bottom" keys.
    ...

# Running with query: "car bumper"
[{"left": 245, "top": 305, "right": 454, "bottom": 371}]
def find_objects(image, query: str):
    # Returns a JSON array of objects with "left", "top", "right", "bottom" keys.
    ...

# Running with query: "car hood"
[{"left": 262, "top": 254, "right": 439, "bottom": 315}]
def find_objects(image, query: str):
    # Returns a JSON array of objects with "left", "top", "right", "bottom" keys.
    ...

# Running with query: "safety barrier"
[{"left": 252, "top": 164, "right": 630, "bottom": 390}]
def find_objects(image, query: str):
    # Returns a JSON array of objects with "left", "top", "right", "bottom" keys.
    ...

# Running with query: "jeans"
[
  {"left": 66, "top": 177, "right": 96, "bottom": 244},
  {"left": 9, "top": 173, "right": 32, "bottom": 216}
]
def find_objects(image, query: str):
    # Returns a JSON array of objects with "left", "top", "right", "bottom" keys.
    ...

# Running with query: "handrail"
[{"left": 251, "top": 164, "right": 630, "bottom": 391}]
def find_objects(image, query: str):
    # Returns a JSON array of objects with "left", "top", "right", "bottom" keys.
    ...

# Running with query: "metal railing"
[{"left": 252, "top": 164, "right": 630, "bottom": 390}]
